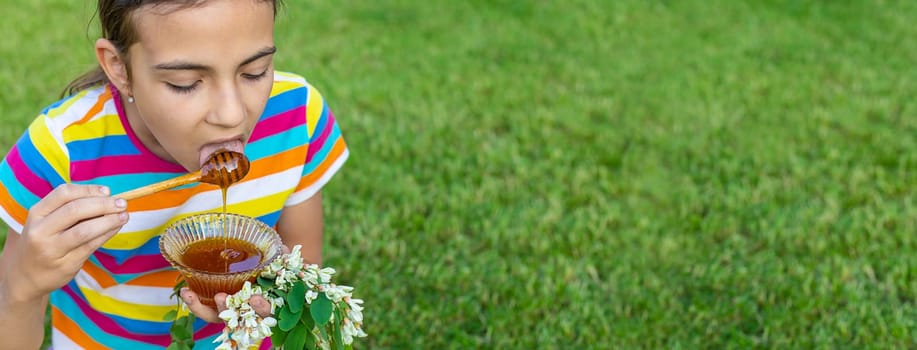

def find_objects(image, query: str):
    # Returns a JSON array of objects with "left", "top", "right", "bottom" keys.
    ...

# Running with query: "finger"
[
  {"left": 49, "top": 195, "right": 127, "bottom": 233},
  {"left": 181, "top": 288, "right": 221, "bottom": 323},
  {"left": 70, "top": 214, "right": 127, "bottom": 259},
  {"left": 214, "top": 293, "right": 229, "bottom": 313},
  {"left": 59, "top": 206, "right": 128, "bottom": 253},
  {"left": 30, "top": 184, "right": 110, "bottom": 220},
  {"left": 250, "top": 295, "right": 273, "bottom": 317}
]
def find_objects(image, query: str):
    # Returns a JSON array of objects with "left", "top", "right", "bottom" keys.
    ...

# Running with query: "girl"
[{"left": 0, "top": 0, "right": 348, "bottom": 348}]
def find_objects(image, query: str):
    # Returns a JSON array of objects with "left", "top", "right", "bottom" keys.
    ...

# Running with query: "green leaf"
[
  {"left": 317, "top": 324, "right": 330, "bottom": 344},
  {"left": 257, "top": 275, "right": 274, "bottom": 289},
  {"left": 166, "top": 342, "right": 181, "bottom": 350},
  {"left": 279, "top": 304, "right": 302, "bottom": 331},
  {"left": 170, "top": 315, "right": 195, "bottom": 343},
  {"left": 183, "top": 314, "right": 195, "bottom": 348},
  {"left": 311, "top": 293, "right": 333, "bottom": 325},
  {"left": 284, "top": 324, "right": 308, "bottom": 350},
  {"left": 289, "top": 281, "right": 306, "bottom": 314},
  {"left": 271, "top": 327, "right": 288, "bottom": 347},
  {"left": 300, "top": 308, "right": 315, "bottom": 328},
  {"left": 163, "top": 309, "right": 178, "bottom": 321},
  {"left": 170, "top": 278, "right": 187, "bottom": 300},
  {"left": 332, "top": 308, "right": 345, "bottom": 350}
]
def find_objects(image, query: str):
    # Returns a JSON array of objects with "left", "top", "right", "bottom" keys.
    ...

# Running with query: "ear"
[{"left": 95, "top": 38, "right": 131, "bottom": 95}]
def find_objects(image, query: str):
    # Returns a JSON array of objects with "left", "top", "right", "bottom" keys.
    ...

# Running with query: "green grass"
[{"left": 2, "top": 0, "right": 917, "bottom": 348}]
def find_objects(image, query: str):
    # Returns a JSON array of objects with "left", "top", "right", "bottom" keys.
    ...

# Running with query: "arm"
[
  {"left": 276, "top": 191, "right": 324, "bottom": 265},
  {"left": 0, "top": 184, "right": 127, "bottom": 350},
  {"left": 0, "top": 230, "right": 48, "bottom": 350}
]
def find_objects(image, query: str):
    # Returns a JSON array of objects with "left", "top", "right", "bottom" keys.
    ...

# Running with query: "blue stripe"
[
  {"left": 51, "top": 284, "right": 166, "bottom": 349},
  {"left": 260, "top": 86, "right": 306, "bottom": 121},
  {"left": 309, "top": 102, "right": 329, "bottom": 141},
  {"left": 72, "top": 172, "right": 188, "bottom": 194},
  {"left": 303, "top": 125, "right": 342, "bottom": 175},
  {"left": 17, "top": 132, "right": 66, "bottom": 187},
  {"left": 88, "top": 255, "right": 146, "bottom": 284},
  {"left": 257, "top": 210, "right": 281, "bottom": 228},
  {"left": 56, "top": 281, "right": 214, "bottom": 340},
  {"left": 67, "top": 135, "right": 140, "bottom": 161},
  {"left": 0, "top": 160, "right": 41, "bottom": 206},
  {"left": 247, "top": 124, "right": 306, "bottom": 161},
  {"left": 97, "top": 237, "right": 162, "bottom": 264}
]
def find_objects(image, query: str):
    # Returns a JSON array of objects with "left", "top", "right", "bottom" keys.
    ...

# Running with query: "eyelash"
[
  {"left": 167, "top": 81, "right": 199, "bottom": 94},
  {"left": 166, "top": 71, "right": 268, "bottom": 94},
  {"left": 242, "top": 70, "right": 269, "bottom": 81}
]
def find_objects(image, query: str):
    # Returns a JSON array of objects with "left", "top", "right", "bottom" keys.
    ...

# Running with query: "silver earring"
[{"left": 127, "top": 96, "right": 135, "bottom": 103}]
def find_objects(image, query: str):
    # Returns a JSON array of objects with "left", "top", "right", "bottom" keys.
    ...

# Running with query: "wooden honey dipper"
[{"left": 116, "top": 149, "right": 251, "bottom": 200}]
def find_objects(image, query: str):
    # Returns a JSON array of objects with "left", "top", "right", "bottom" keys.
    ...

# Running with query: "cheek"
[{"left": 244, "top": 79, "right": 274, "bottom": 119}]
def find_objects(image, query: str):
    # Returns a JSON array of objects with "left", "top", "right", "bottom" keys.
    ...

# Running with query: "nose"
[{"left": 206, "top": 82, "right": 246, "bottom": 128}]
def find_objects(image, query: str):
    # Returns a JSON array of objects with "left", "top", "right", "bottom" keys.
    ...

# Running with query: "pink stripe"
[
  {"left": 109, "top": 85, "right": 185, "bottom": 170},
  {"left": 305, "top": 111, "right": 334, "bottom": 165},
  {"left": 94, "top": 252, "right": 171, "bottom": 274},
  {"left": 194, "top": 323, "right": 225, "bottom": 341},
  {"left": 71, "top": 155, "right": 184, "bottom": 181},
  {"left": 249, "top": 106, "right": 306, "bottom": 143},
  {"left": 5, "top": 145, "right": 54, "bottom": 197},
  {"left": 61, "top": 285, "right": 171, "bottom": 346}
]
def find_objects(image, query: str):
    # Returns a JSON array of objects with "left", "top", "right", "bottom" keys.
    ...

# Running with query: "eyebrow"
[{"left": 153, "top": 46, "right": 277, "bottom": 71}]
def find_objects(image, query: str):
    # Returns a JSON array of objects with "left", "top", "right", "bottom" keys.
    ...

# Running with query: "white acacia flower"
[
  {"left": 206, "top": 243, "right": 367, "bottom": 349},
  {"left": 324, "top": 284, "right": 352, "bottom": 303},
  {"left": 218, "top": 309, "right": 239, "bottom": 329},
  {"left": 347, "top": 298, "right": 364, "bottom": 323},
  {"left": 305, "top": 290, "right": 319, "bottom": 304},
  {"left": 318, "top": 267, "right": 336, "bottom": 283},
  {"left": 341, "top": 318, "right": 357, "bottom": 345}
]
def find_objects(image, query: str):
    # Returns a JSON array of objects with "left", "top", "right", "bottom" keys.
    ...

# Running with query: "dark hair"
[{"left": 62, "top": 0, "right": 281, "bottom": 97}]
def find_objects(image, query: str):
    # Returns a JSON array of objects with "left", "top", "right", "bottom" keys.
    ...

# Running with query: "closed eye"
[
  {"left": 167, "top": 81, "right": 200, "bottom": 94},
  {"left": 242, "top": 70, "right": 269, "bottom": 81}
]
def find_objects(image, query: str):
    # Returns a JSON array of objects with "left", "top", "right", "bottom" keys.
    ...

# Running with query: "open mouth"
[{"left": 199, "top": 139, "right": 245, "bottom": 167}]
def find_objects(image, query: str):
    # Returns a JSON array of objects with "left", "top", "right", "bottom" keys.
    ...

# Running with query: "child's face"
[{"left": 125, "top": 0, "right": 275, "bottom": 171}]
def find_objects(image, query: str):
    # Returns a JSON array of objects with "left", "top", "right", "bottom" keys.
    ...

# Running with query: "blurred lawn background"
[{"left": 2, "top": 0, "right": 917, "bottom": 348}]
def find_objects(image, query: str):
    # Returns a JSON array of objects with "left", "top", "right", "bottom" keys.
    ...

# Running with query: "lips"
[{"left": 199, "top": 139, "right": 245, "bottom": 167}]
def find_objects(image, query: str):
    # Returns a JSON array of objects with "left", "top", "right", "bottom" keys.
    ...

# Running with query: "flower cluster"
[
  {"left": 213, "top": 245, "right": 367, "bottom": 350},
  {"left": 214, "top": 282, "right": 277, "bottom": 350}
]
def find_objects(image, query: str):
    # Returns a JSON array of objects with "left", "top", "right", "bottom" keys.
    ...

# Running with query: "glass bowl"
[{"left": 159, "top": 213, "right": 283, "bottom": 307}]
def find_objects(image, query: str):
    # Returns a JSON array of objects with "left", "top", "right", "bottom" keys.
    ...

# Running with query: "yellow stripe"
[
  {"left": 62, "top": 113, "right": 124, "bottom": 142},
  {"left": 78, "top": 286, "right": 174, "bottom": 322},
  {"left": 270, "top": 80, "right": 302, "bottom": 97},
  {"left": 104, "top": 190, "right": 292, "bottom": 250},
  {"left": 27, "top": 118, "right": 70, "bottom": 182},
  {"left": 46, "top": 90, "right": 89, "bottom": 119},
  {"left": 304, "top": 83, "right": 324, "bottom": 138}
]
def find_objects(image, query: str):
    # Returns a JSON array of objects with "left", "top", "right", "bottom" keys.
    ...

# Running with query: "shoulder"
[
  {"left": 270, "top": 71, "right": 329, "bottom": 107},
  {"left": 34, "top": 85, "right": 115, "bottom": 135}
]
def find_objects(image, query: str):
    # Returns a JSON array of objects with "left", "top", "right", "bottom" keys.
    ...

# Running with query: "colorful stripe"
[{"left": 0, "top": 71, "right": 347, "bottom": 349}]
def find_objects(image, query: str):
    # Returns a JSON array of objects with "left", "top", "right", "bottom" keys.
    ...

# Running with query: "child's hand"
[
  {"left": 180, "top": 288, "right": 273, "bottom": 323},
  {"left": 1, "top": 184, "right": 128, "bottom": 302}
]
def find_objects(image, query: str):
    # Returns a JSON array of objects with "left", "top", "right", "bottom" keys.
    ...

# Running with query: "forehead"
[{"left": 130, "top": 0, "right": 275, "bottom": 65}]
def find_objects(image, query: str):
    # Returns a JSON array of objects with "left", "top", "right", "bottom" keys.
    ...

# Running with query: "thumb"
[{"left": 180, "top": 288, "right": 221, "bottom": 323}]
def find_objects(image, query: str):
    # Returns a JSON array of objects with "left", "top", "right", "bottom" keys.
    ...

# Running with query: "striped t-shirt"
[{"left": 0, "top": 71, "right": 348, "bottom": 349}]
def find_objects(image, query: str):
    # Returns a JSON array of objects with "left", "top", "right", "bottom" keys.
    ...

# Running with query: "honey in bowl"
[
  {"left": 160, "top": 213, "right": 283, "bottom": 308},
  {"left": 181, "top": 237, "right": 262, "bottom": 273}
]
